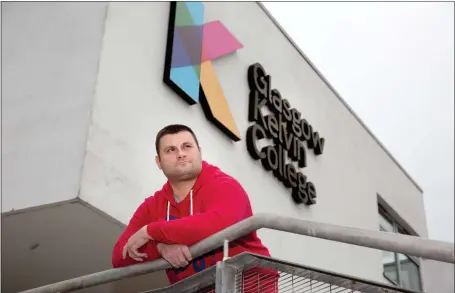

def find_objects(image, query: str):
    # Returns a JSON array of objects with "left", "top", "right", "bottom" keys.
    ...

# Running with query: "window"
[{"left": 378, "top": 207, "right": 422, "bottom": 292}]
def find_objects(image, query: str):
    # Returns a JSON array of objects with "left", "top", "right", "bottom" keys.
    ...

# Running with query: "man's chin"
[
  {"left": 176, "top": 162, "right": 191, "bottom": 170},
  {"left": 164, "top": 163, "right": 200, "bottom": 180}
]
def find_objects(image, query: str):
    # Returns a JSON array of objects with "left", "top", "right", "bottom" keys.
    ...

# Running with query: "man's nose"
[{"left": 177, "top": 148, "right": 186, "bottom": 158}]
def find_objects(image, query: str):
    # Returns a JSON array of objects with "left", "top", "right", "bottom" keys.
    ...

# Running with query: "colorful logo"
[{"left": 163, "top": 1, "right": 243, "bottom": 141}]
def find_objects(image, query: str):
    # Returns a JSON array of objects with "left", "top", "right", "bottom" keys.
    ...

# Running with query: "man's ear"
[{"left": 155, "top": 155, "right": 162, "bottom": 170}]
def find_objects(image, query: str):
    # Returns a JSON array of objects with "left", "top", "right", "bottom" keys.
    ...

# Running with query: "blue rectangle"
[
  {"left": 184, "top": 1, "right": 204, "bottom": 26},
  {"left": 170, "top": 66, "right": 200, "bottom": 103}
]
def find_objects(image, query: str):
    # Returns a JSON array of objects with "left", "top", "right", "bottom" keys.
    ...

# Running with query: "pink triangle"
[{"left": 201, "top": 20, "right": 243, "bottom": 62}]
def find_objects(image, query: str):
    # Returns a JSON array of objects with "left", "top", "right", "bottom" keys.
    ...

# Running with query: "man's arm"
[
  {"left": 146, "top": 178, "right": 250, "bottom": 246},
  {"left": 112, "top": 198, "right": 161, "bottom": 267}
]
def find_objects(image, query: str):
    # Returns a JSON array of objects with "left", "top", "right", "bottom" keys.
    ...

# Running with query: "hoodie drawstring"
[
  {"left": 166, "top": 201, "right": 170, "bottom": 221},
  {"left": 167, "top": 189, "right": 193, "bottom": 221},
  {"left": 190, "top": 190, "right": 193, "bottom": 216}
]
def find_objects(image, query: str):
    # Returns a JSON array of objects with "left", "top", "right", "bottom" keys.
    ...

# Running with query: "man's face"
[{"left": 155, "top": 131, "right": 202, "bottom": 181}]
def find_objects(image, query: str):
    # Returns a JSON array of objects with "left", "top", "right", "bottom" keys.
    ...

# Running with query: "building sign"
[
  {"left": 162, "top": 2, "right": 325, "bottom": 205},
  {"left": 246, "top": 63, "right": 326, "bottom": 205},
  {"left": 163, "top": 1, "right": 243, "bottom": 141}
]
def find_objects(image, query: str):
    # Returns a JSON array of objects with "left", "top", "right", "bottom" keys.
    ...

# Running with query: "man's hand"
[
  {"left": 122, "top": 226, "right": 152, "bottom": 262},
  {"left": 157, "top": 243, "right": 192, "bottom": 268}
]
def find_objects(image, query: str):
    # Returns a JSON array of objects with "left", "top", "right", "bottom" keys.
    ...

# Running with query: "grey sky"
[{"left": 263, "top": 1, "right": 454, "bottom": 243}]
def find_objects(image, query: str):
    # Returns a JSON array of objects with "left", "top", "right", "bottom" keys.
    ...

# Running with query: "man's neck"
[{"left": 170, "top": 178, "right": 197, "bottom": 202}]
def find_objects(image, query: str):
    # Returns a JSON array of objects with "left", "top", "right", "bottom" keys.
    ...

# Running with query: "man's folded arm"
[
  {"left": 146, "top": 179, "right": 250, "bottom": 246},
  {"left": 112, "top": 199, "right": 161, "bottom": 267}
]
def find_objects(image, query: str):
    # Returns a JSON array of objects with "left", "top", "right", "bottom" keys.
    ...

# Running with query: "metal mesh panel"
[
  {"left": 232, "top": 255, "right": 419, "bottom": 293},
  {"left": 235, "top": 268, "right": 371, "bottom": 293},
  {"left": 141, "top": 253, "right": 419, "bottom": 293}
]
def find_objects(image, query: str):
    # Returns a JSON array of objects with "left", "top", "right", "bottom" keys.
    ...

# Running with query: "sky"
[{"left": 263, "top": 1, "right": 454, "bottom": 243}]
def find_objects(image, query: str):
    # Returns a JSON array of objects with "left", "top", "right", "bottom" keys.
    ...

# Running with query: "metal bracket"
[{"left": 223, "top": 239, "right": 230, "bottom": 261}]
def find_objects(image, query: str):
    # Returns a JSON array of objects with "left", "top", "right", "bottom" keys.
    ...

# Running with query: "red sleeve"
[
  {"left": 146, "top": 178, "right": 250, "bottom": 246},
  {"left": 112, "top": 198, "right": 161, "bottom": 268}
]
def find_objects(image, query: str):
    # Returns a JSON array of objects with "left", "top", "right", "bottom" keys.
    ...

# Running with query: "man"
[{"left": 112, "top": 124, "right": 277, "bottom": 291}]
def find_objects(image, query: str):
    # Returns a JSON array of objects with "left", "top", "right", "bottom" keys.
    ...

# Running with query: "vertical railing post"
[{"left": 215, "top": 261, "right": 236, "bottom": 293}]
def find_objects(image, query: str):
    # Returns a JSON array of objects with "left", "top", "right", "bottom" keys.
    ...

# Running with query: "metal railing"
[
  {"left": 19, "top": 213, "right": 455, "bottom": 293},
  {"left": 139, "top": 253, "right": 423, "bottom": 293}
]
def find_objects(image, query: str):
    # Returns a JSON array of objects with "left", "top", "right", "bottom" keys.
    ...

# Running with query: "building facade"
[{"left": 2, "top": 2, "right": 451, "bottom": 293}]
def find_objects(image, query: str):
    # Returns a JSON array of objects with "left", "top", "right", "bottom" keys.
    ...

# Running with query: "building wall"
[
  {"left": 78, "top": 1, "right": 428, "bottom": 284},
  {"left": 422, "top": 259, "right": 454, "bottom": 293},
  {"left": 1, "top": 2, "right": 107, "bottom": 212}
]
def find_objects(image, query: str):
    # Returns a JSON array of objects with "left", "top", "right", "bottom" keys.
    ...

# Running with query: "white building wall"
[
  {"left": 78, "top": 1, "right": 428, "bottom": 284},
  {"left": 422, "top": 260, "right": 454, "bottom": 293},
  {"left": 1, "top": 2, "right": 108, "bottom": 212}
]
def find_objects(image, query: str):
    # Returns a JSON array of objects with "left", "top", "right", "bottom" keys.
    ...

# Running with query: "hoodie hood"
[{"left": 159, "top": 161, "right": 221, "bottom": 221}]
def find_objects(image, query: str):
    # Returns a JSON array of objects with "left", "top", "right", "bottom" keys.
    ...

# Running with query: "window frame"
[{"left": 378, "top": 206, "right": 423, "bottom": 291}]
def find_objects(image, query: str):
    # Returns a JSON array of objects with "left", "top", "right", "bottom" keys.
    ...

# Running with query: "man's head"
[{"left": 155, "top": 124, "right": 203, "bottom": 182}]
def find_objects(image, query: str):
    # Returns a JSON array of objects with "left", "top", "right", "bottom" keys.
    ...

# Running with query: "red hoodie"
[{"left": 112, "top": 161, "right": 274, "bottom": 285}]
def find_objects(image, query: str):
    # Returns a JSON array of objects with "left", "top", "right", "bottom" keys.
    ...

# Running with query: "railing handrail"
[{"left": 19, "top": 213, "right": 455, "bottom": 293}]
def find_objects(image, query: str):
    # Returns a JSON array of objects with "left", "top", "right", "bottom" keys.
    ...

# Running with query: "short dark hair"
[{"left": 155, "top": 124, "right": 200, "bottom": 155}]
